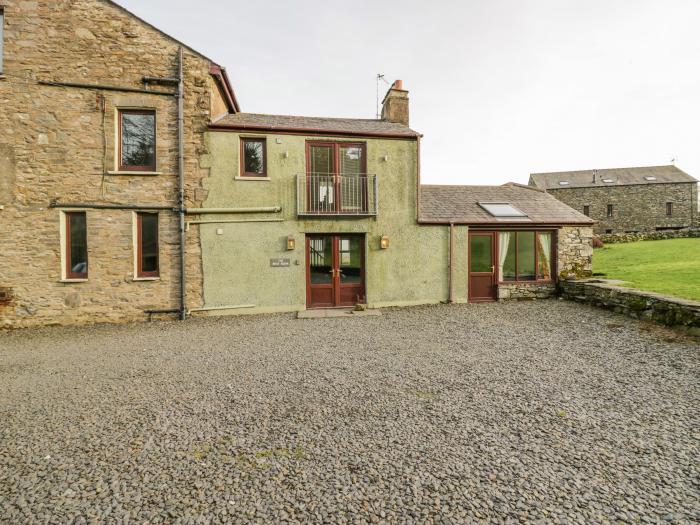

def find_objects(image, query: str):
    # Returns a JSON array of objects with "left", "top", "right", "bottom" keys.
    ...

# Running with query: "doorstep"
[{"left": 297, "top": 308, "right": 382, "bottom": 319}]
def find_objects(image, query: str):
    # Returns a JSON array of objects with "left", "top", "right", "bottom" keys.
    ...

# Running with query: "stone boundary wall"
[
  {"left": 599, "top": 229, "right": 700, "bottom": 244},
  {"left": 560, "top": 279, "right": 700, "bottom": 336}
]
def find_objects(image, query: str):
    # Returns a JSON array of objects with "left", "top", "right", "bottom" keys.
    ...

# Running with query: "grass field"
[{"left": 593, "top": 238, "right": 700, "bottom": 302}]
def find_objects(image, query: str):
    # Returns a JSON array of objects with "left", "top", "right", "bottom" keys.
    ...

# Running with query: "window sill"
[
  {"left": 133, "top": 277, "right": 160, "bottom": 282},
  {"left": 60, "top": 278, "right": 88, "bottom": 283},
  {"left": 107, "top": 171, "right": 162, "bottom": 176},
  {"left": 235, "top": 176, "right": 270, "bottom": 181}
]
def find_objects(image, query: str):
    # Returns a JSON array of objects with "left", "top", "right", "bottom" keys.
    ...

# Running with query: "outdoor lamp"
[
  {"left": 286, "top": 235, "right": 296, "bottom": 250},
  {"left": 380, "top": 235, "right": 390, "bottom": 249}
]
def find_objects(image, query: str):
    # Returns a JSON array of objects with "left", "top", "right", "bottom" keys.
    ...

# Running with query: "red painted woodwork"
[
  {"left": 468, "top": 232, "right": 496, "bottom": 302},
  {"left": 306, "top": 234, "right": 365, "bottom": 308}
]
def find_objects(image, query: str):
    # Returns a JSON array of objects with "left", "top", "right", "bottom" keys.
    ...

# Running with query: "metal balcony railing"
[{"left": 297, "top": 173, "right": 378, "bottom": 216}]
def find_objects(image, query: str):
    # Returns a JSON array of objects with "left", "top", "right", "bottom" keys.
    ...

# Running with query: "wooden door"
[
  {"left": 306, "top": 235, "right": 365, "bottom": 308},
  {"left": 468, "top": 232, "right": 497, "bottom": 302}
]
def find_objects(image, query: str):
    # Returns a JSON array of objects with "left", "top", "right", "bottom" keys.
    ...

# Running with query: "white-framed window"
[
  {"left": 132, "top": 212, "right": 160, "bottom": 279},
  {"left": 59, "top": 211, "right": 89, "bottom": 281}
]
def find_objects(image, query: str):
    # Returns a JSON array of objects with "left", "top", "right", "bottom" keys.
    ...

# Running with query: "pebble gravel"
[{"left": 1, "top": 300, "right": 698, "bottom": 524}]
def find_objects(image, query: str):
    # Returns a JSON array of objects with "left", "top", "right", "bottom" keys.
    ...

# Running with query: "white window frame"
[{"left": 59, "top": 210, "right": 89, "bottom": 283}]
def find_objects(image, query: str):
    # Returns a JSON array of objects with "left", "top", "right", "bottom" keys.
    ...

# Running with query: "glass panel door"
[
  {"left": 470, "top": 234, "right": 493, "bottom": 273},
  {"left": 308, "top": 145, "right": 334, "bottom": 213},
  {"left": 339, "top": 145, "right": 364, "bottom": 212},
  {"left": 309, "top": 237, "right": 332, "bottom": 285},
  {"left": 338, "top": 237, "right": 362, "bottom": 284}
]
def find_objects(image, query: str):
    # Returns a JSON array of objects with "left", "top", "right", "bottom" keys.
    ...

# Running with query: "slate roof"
[
  {"left": 529, "top": 165, "right": 697, "bottom": 190},
  {"left": 419, "top": 183, "right": 595, "bottom": 225},
  {"left": 210, "top": 113, "right": 420, "bottom": 138}
]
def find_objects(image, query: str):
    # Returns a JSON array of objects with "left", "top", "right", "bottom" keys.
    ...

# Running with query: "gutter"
[
  {"left": 177, "top": 48, "right": 186, "bottom": 321},
  {"left": 448, "top": 222, "right": 455, "bottom": 303}
]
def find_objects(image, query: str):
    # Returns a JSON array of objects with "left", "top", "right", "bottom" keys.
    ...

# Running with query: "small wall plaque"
[{"left": 270, "top": 258, "right": 291, "bottom": 268}]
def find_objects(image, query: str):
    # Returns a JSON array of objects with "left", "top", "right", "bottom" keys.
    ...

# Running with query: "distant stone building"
[{"left": 529, "top": 166, "right": 698, "bottom": 234}]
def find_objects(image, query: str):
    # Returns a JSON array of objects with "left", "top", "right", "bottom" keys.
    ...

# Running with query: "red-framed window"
[
  {"left": 240, "top": 138, "right": 267, "bottom": 177},
  {"left": 65, "top": 212, "right": 88, "bottom": 279},
  {"left": 119, "top": 109, "right": 156, "bottom": 171},
  {"left": 136, "top": 213, "right": 159, "bottom": 278},
  {"left": 305, "top": 141, "right": 367, "bottom": 213},
  {"left": 498, "top": 231, "right": 553, "bottom": 283}
]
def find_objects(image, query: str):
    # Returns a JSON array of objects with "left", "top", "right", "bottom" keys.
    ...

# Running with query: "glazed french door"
[
  {"left": 306, "top": 142, "right": 367, "bottom": 214},
  {"left": 468, "top": 232, "right": 497, "bottom": 302},
  {"left": 306, "top": 235, "right": 365, "bottom": 308}
]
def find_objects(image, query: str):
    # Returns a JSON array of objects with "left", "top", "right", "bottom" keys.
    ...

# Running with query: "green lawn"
[{"left": 593, "top": 238, "right": 700, "bottom": 302}]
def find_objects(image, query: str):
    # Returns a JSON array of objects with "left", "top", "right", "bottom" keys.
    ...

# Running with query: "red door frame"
[
  {"left": 305, "top": 142, "right": 367, "bottom": 214},
  {"left": 306, "top": 234, "right": 365, "bottom": 308},
  {"left": 468, "top": 231, "right": 497, "bottom": 303}
]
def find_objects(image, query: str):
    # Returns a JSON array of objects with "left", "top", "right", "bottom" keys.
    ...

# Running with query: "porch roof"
[{"left": 419, "top": 183, "right": 596, "bottom": 226}]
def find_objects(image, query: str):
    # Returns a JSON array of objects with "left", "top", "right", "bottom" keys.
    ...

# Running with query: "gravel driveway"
[{"left": 1, "top": 301, "right": 698, "bottom": 524}]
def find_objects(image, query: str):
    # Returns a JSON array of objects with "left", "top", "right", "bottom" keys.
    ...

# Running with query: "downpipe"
[{"left": 177, "top": 48, "right": 187, "bottom": 321}]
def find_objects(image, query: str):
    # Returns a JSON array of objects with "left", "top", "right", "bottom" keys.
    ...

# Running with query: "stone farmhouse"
[
  {"left": 0, "top": 0, "right": 594, "bottom": 328},
  {"left": 529, "top": 166, "right": 699, "bottom": 235}
]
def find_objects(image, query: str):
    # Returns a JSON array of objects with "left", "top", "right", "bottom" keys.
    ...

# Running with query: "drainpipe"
[
  {"left": 448, "top": 222, "right": 455, "bottom": 303},
  {"left": 177, "top": 47, "right": 186, "bottom": 321}
]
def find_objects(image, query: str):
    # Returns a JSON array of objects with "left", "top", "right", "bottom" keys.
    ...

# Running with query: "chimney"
[
  {"left": 381, "top": 79, "right": 409, "bottom": 126},
  {"left": 592, "top": 169, "right": 597, "bottom": 183}
]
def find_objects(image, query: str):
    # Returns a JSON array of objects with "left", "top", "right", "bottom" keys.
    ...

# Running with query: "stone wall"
[
  {"left": 557, "top": 226, "right": 594, "bottom": 279},
  {"left": 599, "top": 229, "right": 700, "bottom": 244},
  {"left": 498, "top": 282, "right": 556, "bottom": 300},
  {"left": 0, "top": 0, "right": 219, "bottom": 328},
  {"left": 547, "top": 183, "right": 698, "bottom": 234},
  {"left": 560, "top": 280, "right": 700, "bottom": 336}
]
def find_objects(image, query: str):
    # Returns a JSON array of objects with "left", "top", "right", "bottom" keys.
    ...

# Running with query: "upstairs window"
[
  {"left": 583, "top": 205, "right": 590, "bottom": 216},
  {"left": 240, "top": 138, "right": 267, "bottom": 177},
  {"left": 119, "top": 109, "right": 156, "bottom": 171},
  {"left": 136, "top": 213, "right": 159, "bottom": 278},
  {"left": 607, "top": 204, "right": 614, "bottom": 217},
  {"left": 65, "top": 212, "right": 88, "bottom": 280},
  {"left": 0, "top": 8, "right": 4, "bottom": 74},
  {"left": 666, "top": 202, "right": 673, "bottom": 216}
]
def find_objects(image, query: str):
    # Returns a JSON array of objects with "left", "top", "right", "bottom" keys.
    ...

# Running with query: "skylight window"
[
  {"left": 478, "top": 202, "right": 528, "bottom": 218},
  {"left": 644, "top": 176, "right": 657, "bottom": 181},
  {"left": 602, "top": 178, "right": 614, "bottom": 183},
  {"left": 558, "top": 181, "right": 570, "bottom": 185}
]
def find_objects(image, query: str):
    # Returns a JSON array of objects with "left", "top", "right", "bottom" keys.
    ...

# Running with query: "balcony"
[{"left": 297, "top": 174, "right": 378, "bottom": 217}]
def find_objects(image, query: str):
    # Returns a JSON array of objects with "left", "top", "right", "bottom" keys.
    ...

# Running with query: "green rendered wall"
[{"left": 196, "top": 131, "right": 469, "bottom": 314}]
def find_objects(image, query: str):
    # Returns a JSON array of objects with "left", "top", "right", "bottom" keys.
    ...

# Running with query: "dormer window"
[
  {"left": 558, "top": 181, "right": 570, "bottom": 186},
  {"left": 644, "top": 176, "right": 657, "bottom": 181},
  {"left": 478, "top": 202, "right": 528, "bottom": 218}
]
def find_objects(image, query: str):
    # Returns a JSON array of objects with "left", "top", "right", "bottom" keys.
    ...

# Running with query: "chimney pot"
[{"left": 394, "top": 79, "right": 403, "bottom": 90}]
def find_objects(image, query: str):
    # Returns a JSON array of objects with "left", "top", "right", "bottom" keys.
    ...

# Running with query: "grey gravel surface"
[{"left": 1, "top": 301, "right": 698, "bottom": 524}]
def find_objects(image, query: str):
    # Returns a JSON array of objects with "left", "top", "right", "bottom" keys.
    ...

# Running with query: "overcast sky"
[{"left": 119, "top": 0, "right": 700, "bottom": 185}]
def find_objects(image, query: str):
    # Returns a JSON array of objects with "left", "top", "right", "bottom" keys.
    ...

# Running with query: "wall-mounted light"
[
  {"left": 381, "top": 154, "right": 389, "bottom": 162},
  {"left": 282, "top": 151, "right": 289, "bottom": 159},
  {"left": 380, "top": 235, "right": 390, "bottom": 249},
  {"left": 286, "top": 235, "right": 296, "bottom": 250}
]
